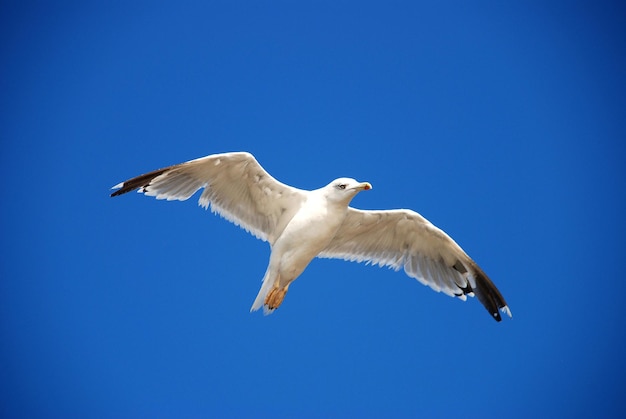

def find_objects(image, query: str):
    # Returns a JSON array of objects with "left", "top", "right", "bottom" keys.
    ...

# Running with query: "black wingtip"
[
  {"left": 469, "top": 262, "right": 511, "bottom": 322},
  {"left": 109, "top": 167, "right": 170, "bottom": 198},
  {"left": 110, "top": 186, "right": 126, "bottom": 197}
]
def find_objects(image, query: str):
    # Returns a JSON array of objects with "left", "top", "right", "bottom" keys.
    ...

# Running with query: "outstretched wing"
[
  {"left": 111, "top": 152, "right": 307, "bottom": 244},
  {"left": 319, "top": 208, "right": 511, "bottom": 321}
]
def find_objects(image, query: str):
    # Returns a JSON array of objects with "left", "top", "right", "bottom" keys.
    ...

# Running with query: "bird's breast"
[{"left": 272, "top": 200, "right": 347, "bottom": 263}]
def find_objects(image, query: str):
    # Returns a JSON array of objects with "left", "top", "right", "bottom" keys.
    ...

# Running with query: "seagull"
[{"left": 111, "top": 151, "right": 511, "bottom": 321}]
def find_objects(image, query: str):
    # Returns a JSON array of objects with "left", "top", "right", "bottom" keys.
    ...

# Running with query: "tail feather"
[{"left": 250, "top": 268, "right": 275, "bottom": 314}]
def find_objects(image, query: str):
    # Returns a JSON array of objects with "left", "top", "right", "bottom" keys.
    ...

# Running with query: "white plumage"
[{"left": 112, "top": 151, "right": 511, "bottom": 321}]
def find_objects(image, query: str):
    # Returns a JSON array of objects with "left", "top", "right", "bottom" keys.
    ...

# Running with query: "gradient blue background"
[{"left": 2, "top": 1, "right": 625, "bottom": 417}]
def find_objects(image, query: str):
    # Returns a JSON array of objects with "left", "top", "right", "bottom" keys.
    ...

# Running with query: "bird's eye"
[{"left": 337, "top": 183, "right": 346, "bottom": 190}]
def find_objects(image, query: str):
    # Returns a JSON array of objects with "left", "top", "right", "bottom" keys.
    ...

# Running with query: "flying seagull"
[{"left": 111, "top": 151, "right": 511, "bottom": 321}]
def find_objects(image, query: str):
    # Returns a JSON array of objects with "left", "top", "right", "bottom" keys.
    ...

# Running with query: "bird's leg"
[{"left": 265, "top": 284, "right": 289, "bottom": 310}]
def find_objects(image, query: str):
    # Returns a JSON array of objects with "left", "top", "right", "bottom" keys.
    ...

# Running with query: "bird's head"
[{"left": 324, "top": 177, "right": 372, "bottom": 204}]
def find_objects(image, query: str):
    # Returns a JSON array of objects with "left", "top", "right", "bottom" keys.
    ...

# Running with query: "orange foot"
[{"left": 265, "top": 287, "right": 289, "bottom": 310}]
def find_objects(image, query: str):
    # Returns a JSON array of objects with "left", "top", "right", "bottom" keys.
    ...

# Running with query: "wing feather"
[
  {"left": 111, "top": 152, "right": 306, "bottom": 244},
  {"left": 320, "top": 208, "right": 511, "bottom": 321}
]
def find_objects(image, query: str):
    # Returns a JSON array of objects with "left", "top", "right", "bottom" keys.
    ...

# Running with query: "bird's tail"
[{"left": 250, "top": 267, "right": 275, "bottom": 314}]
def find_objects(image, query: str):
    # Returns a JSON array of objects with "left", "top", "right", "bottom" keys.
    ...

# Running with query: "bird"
[{"left": 111, "top": 151, "right": 511, "bottom": 321}]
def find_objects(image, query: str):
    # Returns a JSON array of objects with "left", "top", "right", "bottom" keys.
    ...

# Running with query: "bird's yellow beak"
[{"left": 361, "top": 182, "right": 372, "bottom": 190}]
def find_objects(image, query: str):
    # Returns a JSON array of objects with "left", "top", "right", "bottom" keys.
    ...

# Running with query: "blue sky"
[{"left": 2, "top": 1, "right": 625, "bottom": 417}]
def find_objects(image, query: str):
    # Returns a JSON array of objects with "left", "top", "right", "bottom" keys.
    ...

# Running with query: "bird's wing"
[
  {"left": 319, "top": 208, "right": 511, "bottom": 321},
  {"left": 111, "top": 152, "right": 307, "bottom": 244}
]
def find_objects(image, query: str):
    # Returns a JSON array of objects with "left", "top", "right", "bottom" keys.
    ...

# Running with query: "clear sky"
[{"left": 2, "top": 1, "right": 625, "bottom": 417}]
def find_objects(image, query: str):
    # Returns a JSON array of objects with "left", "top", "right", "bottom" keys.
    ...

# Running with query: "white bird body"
[
  {"left": 112, "top": 152, "right": 511, "bottom": 321},
  {"left": 251, "top": 180, "right": 367, "bottom": 312}
]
